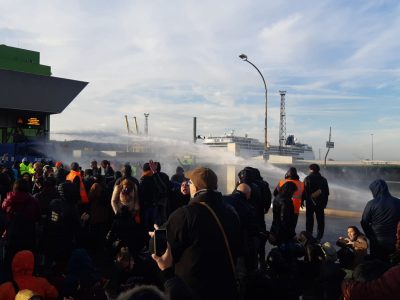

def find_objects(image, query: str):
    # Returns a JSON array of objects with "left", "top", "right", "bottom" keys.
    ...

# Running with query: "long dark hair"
[{"left": 284, "top": 167, "right": 299, "bottom": 180}]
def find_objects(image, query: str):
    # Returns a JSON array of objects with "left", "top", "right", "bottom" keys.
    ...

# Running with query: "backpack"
[{"left": 254, "top": 179, "right": 272, "bottom": 214}]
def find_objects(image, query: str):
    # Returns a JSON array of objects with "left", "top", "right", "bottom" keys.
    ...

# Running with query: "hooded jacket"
[
  {"left": 0, "top": 250, "right": 58, "bottom": 300},
  {"left": 1, "top": 191, "right": 40, "bottom": 250},
  {"left": 1, "top": 191, "right": 40, "bottom": 222},
  {"left": 361, "top": 179, "right": 400, "bottom": 246}
]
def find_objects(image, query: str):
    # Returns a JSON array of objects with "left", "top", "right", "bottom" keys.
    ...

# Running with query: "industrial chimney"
[
  {"left": 144, "top": 113, "right": 149, "bottom": 136},
  {"left": 193, "top": 117, "right": 197, "bottom": 143}
]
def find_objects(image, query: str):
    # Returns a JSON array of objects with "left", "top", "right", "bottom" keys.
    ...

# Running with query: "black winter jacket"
[
  {"left": 304, "top": 171, "right": 329, "bottom": 208},
  {"left": 106, "top": 206, "right": 146, "bottom": 255},
  {"left": 166, "top": 190, "right": 241, "bottom": 300},
  {"left": 361, "top": 179, "right": 400, "bottom": 246},
  {"left": 224, "top": 191, "right": 259, "bottom": 238},
  {"left": 224, "top": 190, "right": 260, "bottom": 258},
  {"left": 139, "top": 173, "right": 169, "bottom": 208},
  {"left": 254, "top": 178, "right": 272, "bottom": 215}
]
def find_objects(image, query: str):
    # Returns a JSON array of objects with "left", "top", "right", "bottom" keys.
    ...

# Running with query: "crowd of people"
[{"left": 0, "top": 157, "right": 400, "bottom": 300}]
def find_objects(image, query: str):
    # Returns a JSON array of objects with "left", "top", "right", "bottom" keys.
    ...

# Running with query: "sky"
[{"left": 1, "top": 0, "right": 399, "bottom": 161}]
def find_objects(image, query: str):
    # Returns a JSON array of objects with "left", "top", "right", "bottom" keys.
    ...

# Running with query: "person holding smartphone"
[{"left": 164, "top": 167, "right": 241, "bottom": 300}]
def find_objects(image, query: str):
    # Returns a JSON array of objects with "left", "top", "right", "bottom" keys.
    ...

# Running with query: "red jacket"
[
  {"left": 0, "top": 250, "right": 58, "bottom": 300},
  {"left": 1, "top": 191, "right": 40, "bottom": 222},
  {"left": 341, "top": 264, "right": 400, "bottom": 300}
]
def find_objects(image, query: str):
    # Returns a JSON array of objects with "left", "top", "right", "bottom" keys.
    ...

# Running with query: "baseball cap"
[
  {"left": 185, "top": 167, "right": 218, "bottom": 190},
  {"left": 55, "top": 161, "right": 63, "bottom": 168}
]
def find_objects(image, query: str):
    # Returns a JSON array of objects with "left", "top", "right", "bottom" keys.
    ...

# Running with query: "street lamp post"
[
  {"left": 239, "top": 54, "right": 268, "bottom": 151},
  {"left": 371, "top": 133, "right": 374, "bottom": 161}
]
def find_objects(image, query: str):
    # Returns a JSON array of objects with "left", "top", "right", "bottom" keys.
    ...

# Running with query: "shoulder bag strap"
[{"left": 199, "top": 202, "right": 236, "bottom": 276}]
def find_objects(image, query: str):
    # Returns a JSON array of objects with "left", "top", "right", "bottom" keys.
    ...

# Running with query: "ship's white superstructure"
[
  {"left": 203, "top": 131, "right": 314, "bottom": 160},
  {"left": 264, "top": 135, "right": 315, "bottom": 160},
  {"left": 202, "top": 131, "right": 264, "bottom": 157}
]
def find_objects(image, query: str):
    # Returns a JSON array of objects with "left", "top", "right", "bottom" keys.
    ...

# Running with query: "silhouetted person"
[
  {"left": 270, "top": 181, "right": 297, "bottom": 246},
  {"left": 170, "top": 166, "right": 185, "bottom": 185},
  {"left": 361, "top": 179, "right": 400, "bottom": 261},
  {"left": 303, "top": 164, "right": 329, "bottom": 241},
  {"left": 166, "top": 167, "right": 241, "bottom": 300},
  {"left": 91, "top": 160, "right": 101, "bottom": 177},
  {"left": 274, "top": 167, "right": 304, "bottom": 227}
]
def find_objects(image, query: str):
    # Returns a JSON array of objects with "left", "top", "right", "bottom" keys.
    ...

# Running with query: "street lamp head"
[{"left": 239, "top": 54, "right": 248, "bottom": 60}]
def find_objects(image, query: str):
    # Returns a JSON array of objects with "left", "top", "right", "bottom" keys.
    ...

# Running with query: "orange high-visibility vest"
[
  {"left": 278, "top": 179, "right": 304, "bottom": 215},
  {"left": 66, "top": 170, "right": 89, "bottom": 204}
]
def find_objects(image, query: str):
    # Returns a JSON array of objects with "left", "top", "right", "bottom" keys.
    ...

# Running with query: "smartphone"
[{"left": 154, "top": 229, "right": 168, "bottom": 257}]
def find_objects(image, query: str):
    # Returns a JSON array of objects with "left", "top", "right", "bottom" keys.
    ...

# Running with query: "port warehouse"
[{"left": 0, "top": 44, "right": 87, "bottom": 161}]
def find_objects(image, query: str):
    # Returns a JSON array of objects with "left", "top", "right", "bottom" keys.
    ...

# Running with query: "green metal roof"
[{"left": 0, "top": 44, "right": 51, "bottom": 76}]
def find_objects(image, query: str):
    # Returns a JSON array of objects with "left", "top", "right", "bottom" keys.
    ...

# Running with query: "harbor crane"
[
  {"left": 125, "top": 115, "right": 141, "bottom": 135},
  {"left": 124, "top": 115, "right": 132, "bottom": 134}
]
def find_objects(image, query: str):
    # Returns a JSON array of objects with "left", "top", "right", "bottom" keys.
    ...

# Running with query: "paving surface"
[{"left": 264, "top": 213, "right": 361, "bottom": 254}]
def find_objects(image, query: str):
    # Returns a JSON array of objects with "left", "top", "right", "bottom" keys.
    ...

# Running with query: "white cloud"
[{"left": 1, "top": 0, "right": 400, "bottom": 160}]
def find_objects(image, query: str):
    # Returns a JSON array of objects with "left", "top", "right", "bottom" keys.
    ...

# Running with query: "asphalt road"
[{"left": 265, "top": 212, "right": 361, "bottom": 253}]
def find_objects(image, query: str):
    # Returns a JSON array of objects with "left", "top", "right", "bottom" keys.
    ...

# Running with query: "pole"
[
  {"left": 240, "top": 57, "right": 268, "bottom": 151},
  {"left": 193, "top": 117, "right": 197, "bottom": 144},
  {"left": 144, "top": 113, "right": 149, "bottom": 136},
  {"left": 371, "top": 133, "right": 374, "bottom": 161},
  {"left": 324, "top": 127, "right": 332, "bottom": 168}
]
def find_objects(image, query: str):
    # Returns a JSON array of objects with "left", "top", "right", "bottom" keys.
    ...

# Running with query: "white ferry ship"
[
  {"left": 202, "top": 131, "right": 264, "bottom": 157},
  {"left": 203, "top": 131, "right": 314, "bottom": 160}
]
